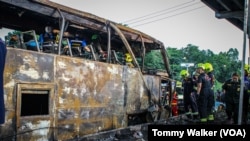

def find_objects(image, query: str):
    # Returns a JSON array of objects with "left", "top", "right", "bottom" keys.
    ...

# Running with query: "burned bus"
[{"left": 0, "top": 0, "right": 175, "bottom": 140}]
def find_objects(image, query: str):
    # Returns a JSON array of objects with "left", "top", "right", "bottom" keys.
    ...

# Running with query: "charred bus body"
[{"left": 0, "top": 0, "right": 175, "bottom": 140}]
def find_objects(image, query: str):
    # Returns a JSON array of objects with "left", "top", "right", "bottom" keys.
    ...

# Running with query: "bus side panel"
[
  {"left": 2, "top": 48, "right": 154, "bottom": 140},
  {"left": 54, "top": 56, "right": 126, "bottom": 138},
  {"left": 3, "top": 48, "right": 55, "bottom": 141}
]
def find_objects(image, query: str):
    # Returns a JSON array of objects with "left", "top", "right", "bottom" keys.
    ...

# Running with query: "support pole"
[{"left": 238, "top": 0, "right": 249, "bottom": 125}]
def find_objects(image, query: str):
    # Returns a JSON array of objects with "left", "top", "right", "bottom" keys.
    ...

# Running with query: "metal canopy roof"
[{"left": 201, "top": 0, "right": 248, "bottom": 35}]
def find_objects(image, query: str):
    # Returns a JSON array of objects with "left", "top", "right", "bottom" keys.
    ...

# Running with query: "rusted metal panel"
[
  {"left": 0, "top": 0, "right": 174, "bottom": 140},
  {"left": 5, "top": 48, "right": 55, "bottom": 83},
  {"left": 53, "top": 55, "right": 152, "bottom": 139},
  {"left": 17, "top": 118, "right": 54, "bottom": 141},
  {"left": 2, "top": 48, "right": 163, "bottom": 140},
  {"left": 144, "top": 75, "right": 161, "bottom": 104},
  {"left": 15, "top": 83, "right": 55, "bottom": 141}
]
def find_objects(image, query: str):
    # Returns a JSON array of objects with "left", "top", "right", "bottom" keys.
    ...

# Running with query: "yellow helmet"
[
  {"left": 244, "top": 64, "right": 250, "bottom": 74},
  {"left": 180, "top": 70, "right": 189, "bottom": 78},
  {"left": 244, "top": 64, "right": 249, "bottom": 70},
  {"left": 204, "top": 62, "right": 213, "bottom": 73},
  {"left": 125, "top": 53, "right": 132, "bottom": 62},
  {"left": 195, "top": 63, "right": 205, "bottom": 70}
]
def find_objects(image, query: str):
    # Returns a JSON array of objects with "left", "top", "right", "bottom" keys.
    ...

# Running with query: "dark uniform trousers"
[
  {"left": 223, "top": 80, "right": 249, "bottom": 124},
  {"left": 198, "top": 87, "right": 214, "bottom": 121}
]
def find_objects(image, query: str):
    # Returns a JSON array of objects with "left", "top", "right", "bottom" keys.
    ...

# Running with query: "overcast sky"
[{"left": 0, "top": 0, "right": 247, "bottom": 60}]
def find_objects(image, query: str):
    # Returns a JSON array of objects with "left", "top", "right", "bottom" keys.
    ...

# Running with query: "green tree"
[
  {"left": 144, "top": 50, "right": 165, "bottom": 70},
  {"left": 165, "top": 45, "right": 241, "bottom": 83}
]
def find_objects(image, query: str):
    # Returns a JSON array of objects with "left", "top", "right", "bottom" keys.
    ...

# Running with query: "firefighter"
[
  {"left": 243, "top": 64, "right": 250, "bottom": 123},
  {"left": 244, "top": 64, "right": 250, "bottom": 90},
  {"left": 125, "top": 53, "right": 134, "bottom": 67},
  {"left": 204, "top": 62, "right": 216, "bottom": 114},
  {"left": 171, "top": 91, "right": 178, "bottom": 116},
  {"left": 204, "top": 62, "right": 215, "bottom": 88},
  {"left": 222, "top": 72, "right": 249, "bottom": 124},
  {"left": 192, "top": 71, "right": 200, "bottom": 106},
  {"left": 196, "top": 63, "right": 214, "bottom": 123},
  {"left": 180, "top": 70, "right": 199, "bottom": 120}
]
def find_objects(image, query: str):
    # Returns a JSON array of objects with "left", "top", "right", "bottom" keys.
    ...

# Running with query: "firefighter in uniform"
[
  {"left": 244, "top": 64, "right": 250, "bottom": 123},
  {"left": 243, "top": 67, "right": 250, "bottom": 124},
  {"left": 192, "top": 71, "right": 200, "bottom": 109},
  {"left": 125, "top": 53, "right": 134, "bottom": 67},
  {"left": 180, "top": 70, "right": 199, "bottom": 120},
  {"left": 204, "top": 62, "right": 216, "bottom": 113},
  {"left": 196, "top": 63, "right": 214, "bottom": 123},
  {"left": 222, "top": 72, "right": 249, "bottom": 124},
  {"left": 204, "top": 63, "right": 215, "bottom": 88}
]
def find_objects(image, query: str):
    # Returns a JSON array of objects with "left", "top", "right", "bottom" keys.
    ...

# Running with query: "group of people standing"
[
  {"left": 180, "top": 63, "right": 216, "bottom": 123},
  {"left": 180, "top": 62, "right": 249, "bottom": 124}
]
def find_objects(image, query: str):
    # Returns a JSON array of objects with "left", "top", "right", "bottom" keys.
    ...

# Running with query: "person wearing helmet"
[
  {"left": 180, "top": 69, "right": 199, "bottom": 120},
  {"left": 243, "top": 65, "right": 250, "bottom": 124},
  {"left": 125, "top": 53, "right": 134, "bottom": 67},
  {"left": 204, "top": 62, "right": 216, "bottom": 116},
  {"left": 196, "top": 63, "right": 215, "bottom": 123},
  {"left": 192, "top": 71, "right": 200, "bottom": 105},
  {"left": 244, "top": 64, "right": 250, "bottom": 84},
  {"left": 204, "top": 62, "right": 215, "bottom": 88}
]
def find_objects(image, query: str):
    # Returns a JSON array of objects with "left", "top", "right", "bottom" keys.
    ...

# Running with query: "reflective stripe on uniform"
[
  {"left": 192, "top": 112, "right": 199, "bottom": 115},
  {"left": 207, "top": 114, "right": 214, "bottom": 121},
  {"left": 200, "top": 118, "right": 207, "bottom": 122}
]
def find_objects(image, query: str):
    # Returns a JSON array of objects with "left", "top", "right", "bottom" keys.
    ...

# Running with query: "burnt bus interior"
[
  {"left": 0, "top": 0, "right": 170, "bottom": 74},
  {"left": 0, "top": 1, "right": 178, "bottom": 140},
  {"left": 0, "top": 0, "right": 175, "bottom": 135}
]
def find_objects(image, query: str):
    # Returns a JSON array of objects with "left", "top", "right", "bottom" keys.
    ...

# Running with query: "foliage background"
[{"left": 144, "top": 44, "right": 242, "bottom": 91}]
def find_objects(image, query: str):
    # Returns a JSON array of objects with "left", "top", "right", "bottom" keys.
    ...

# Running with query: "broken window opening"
[{"left": 20, "top": 89, "right": 49, "bottom": 116}]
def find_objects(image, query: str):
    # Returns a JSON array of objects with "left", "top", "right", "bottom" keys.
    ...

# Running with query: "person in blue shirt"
[{"left": 0, "top": 38, "right": 7, "bottom": 124}]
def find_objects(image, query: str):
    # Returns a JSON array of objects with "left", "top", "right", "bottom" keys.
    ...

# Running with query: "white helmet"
[{"left": 45, "top": 26, "right": 52, "bottom": 33}]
